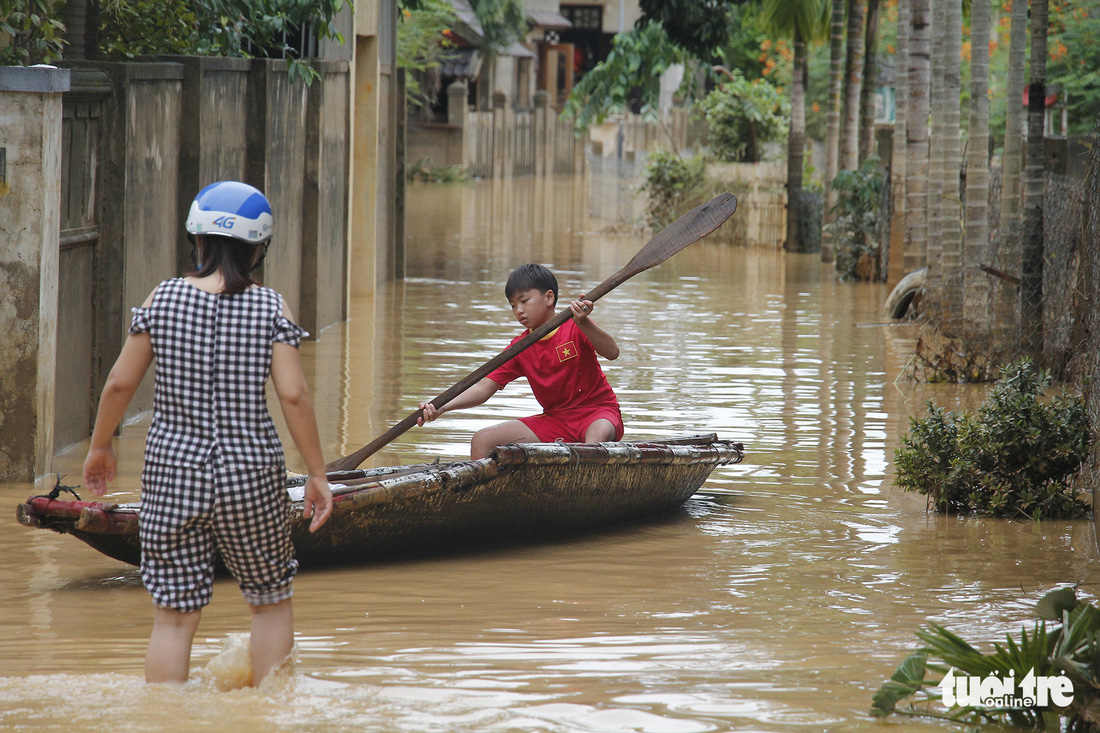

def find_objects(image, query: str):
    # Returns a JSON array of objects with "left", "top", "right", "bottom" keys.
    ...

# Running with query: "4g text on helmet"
[{"left": 185, "top": 181, "right": 274, "bottom": 245}]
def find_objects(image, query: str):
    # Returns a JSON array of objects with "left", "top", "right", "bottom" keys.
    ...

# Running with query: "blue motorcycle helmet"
[{"left": 185, "top": 181, "right": 273, "bottom": 245}]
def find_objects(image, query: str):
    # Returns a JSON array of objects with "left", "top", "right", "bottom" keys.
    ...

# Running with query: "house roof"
[
  {"left": 526, "top": 9, "right": 572, "bottom": 30},
  {"left": 504, "top": 42, "right": 536, "bottom": 59},
  {"left": 447, "top": 0, "right": 485, "bottom": 45},
  {"left": 439, "top": 48, "right": 483, "bottom": 79},
  {"left": 445, "top": 0, "right": 551, "bottom": 56}
]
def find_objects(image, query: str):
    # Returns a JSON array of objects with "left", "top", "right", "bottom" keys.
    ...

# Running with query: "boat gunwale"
[{"left": 17, "top": 437, "right": 744, "bottom": 536}]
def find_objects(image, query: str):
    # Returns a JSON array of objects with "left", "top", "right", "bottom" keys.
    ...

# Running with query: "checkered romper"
[{"left": 130, "top": 278, "right": 306, "bottom": 612}]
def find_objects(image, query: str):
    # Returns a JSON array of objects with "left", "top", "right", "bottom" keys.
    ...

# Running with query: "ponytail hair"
[{"left": 192, "top": 235, "right": 266, "bottom": 295}]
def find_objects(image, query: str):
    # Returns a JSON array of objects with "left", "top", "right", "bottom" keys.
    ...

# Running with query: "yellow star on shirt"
[{"left": 557, "top": 341, "right": 578, "bottom": 362}]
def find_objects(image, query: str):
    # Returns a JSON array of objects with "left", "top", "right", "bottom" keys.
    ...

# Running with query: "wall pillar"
[
  {"left": 350, "top": 32, "right": 381, "bottom": 297},
  {"left": 447, "top": 80, "right": 468, "bottom": 168},
  {"left": 492, "top": 90, "right": 507, "bottom": 179},
  {"left": 0, "top": 66, "right": 70, "bottom": 482},
  {"left": 533, "top": 89, "right": 549, "bottom": 178}
]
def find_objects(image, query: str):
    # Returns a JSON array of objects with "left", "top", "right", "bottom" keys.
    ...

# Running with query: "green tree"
[
  {"left": 964, "top": 0, "right": 991, "bottom": 326},
  {"left": 905, "top": 0, "right": 931, "bottom": 274},
  {"left": 99, "top": 0, "right": 196, "bottom": 60},
  {"left": 711, "top": 3, "right": 772, "bottom": 80},
  {"left": 840, "top": 0, "right": 865, "bottom": 172},
  {"left": 993, "top": 0, "right": 1028, "bottom": 349},
  {"left": 1049, "top": 3, "right": 1100, "bottom": 135},
  {"left": 396, "top": 0, "right": 459, "bottom": 109},
  {"left": 699, "top": 69, "right": 789, "bottom": 162},
  {"left": 92, "top": 0, "right": 346, "bottom": 83},
  {"left": 0, "top": 0, "right": 66, "bottom": 65},
  {"left": 936, "top": 0, "right": 963, "bottom": 321},
  {"left": 885, "top": 0, "right": 909, "bottom": 285},
  {"left": 638, "top": 0, "right": 747, "bottom": 59},
  {"left": 858, "top": 0, "right": 881, "bottom": 164},
  {"left": 1022, "top": 0, "right": 1049, "bottom": 356},
  {"left": 760, "top": 0, "right": 829, "bottom": 252},
  {"left": 563, "top": 21, "right": 692, "bottom": 129},
  {"left": 822, "top": 0, "right": 846, "bottom": 263},
  {"left": 467, "top": 0, "right": 525, "bottom": 58}
]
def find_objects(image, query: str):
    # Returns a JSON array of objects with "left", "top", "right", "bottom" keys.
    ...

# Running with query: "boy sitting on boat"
[{"left": 418, "top": 263, "right": 624, "bottom": 459}]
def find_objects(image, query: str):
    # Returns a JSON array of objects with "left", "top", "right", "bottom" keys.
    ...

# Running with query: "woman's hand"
[
  {"left": 302, "top": 476, "right": 333, "bottom": 532},
  {"left": 82, "top": 445, "right": 117, "bottom": 497}
]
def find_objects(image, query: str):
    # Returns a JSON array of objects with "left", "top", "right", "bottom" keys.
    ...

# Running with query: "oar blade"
[{"left": 621, "top": 193, "right": 738, "bottom": 278}]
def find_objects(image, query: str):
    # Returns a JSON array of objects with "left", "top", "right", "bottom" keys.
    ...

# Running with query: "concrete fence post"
[
  {"left": 533, "top": 89, "right": 549, "bottom": 177},
  {"left": 0, "top": 65, "right": 70, "bottom": 482},
  {"left": 492, "top": 90, "right": 507, "bottom": 178},
  {"left": 447, "top": 80, "right": 468, "bottom": 168}
]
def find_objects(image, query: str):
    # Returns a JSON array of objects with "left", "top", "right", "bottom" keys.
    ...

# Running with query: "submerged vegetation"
[
  {"left": 639, "top": 150, "right": 707, "bottom": 232},
  {"left": 406, "top": 158, "right": 471, "bottom": 183},
  {"left": 825, "top": 155, "right": 886, "bottom": 282},
  {"left": 873, "top": 587, "right": 1100, "bottom": 731},
  {"left": 893, "top": 358, "right": 1092, "bottom": 519}
]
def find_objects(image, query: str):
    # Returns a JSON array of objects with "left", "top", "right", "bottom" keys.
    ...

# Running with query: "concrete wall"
[
  {"left": 122, "top": 64, "right": 185, "bottom": 416},
  {"left": 1, "top": 1, "right": 400, "bottom": 476},
  {"left": 175, "top": 57, "right": 250, "bottom": 275},
  {"left": 44, "top": 57, "right": 355, "bottom": 460},
  {"left": 251, "top": 60, "right": 309, "bottom": 319},
  {"left": 56, "top": 70, "right": 108, "bottom": 451},
  {"left": 406, "top": 123, "right": 464, "bottom": 169},
  {"left": 302, "top": 63, "right": 351, "bottom": 333},
  {"left": 413, "top": 86, "right": 584, "bottom": 180},
  {"left": 0, "top": 66, "right": 69, "bottom": 482},
  {"left": 350, "top": 0, "right": 404, "bottom": 295}
]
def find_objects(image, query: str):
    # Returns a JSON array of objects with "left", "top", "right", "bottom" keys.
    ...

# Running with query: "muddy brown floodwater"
[{"left": 2, "top": 174, "right": 1097, "bottom": 732}]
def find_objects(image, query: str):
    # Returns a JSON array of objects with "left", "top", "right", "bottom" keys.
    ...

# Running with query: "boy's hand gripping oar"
[{"left": 326, "top": 193, "right": 738, "bottom": 472}]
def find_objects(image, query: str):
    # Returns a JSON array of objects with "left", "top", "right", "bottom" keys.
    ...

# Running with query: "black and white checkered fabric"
[
  {"left": 129, "top": 278, "right": 307, "bottom": 611},
  {"left": 130, "top": 278, "right": 306, "bottom": 467},
  {"left": 140, "top": 462, "right": 297, "bottom": 611}
]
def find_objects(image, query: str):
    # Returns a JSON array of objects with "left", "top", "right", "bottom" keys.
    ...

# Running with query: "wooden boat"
[{"left": 16, "top": 435, "right": 743, "bottom": 568}]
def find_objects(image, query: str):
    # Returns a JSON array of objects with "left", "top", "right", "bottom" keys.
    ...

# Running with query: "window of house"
[{"left": 560, "top": 5, "right": 602, "bottom": 31}]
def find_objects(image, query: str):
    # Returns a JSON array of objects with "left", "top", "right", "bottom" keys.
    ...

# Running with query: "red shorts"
[{"left": 519, "top": 404, "right": 625, "bottom": 443}]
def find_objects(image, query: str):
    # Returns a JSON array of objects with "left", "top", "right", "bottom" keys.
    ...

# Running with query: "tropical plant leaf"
[
  {"left": 871, "top": 653, "right": 927, "bottom": 717},
  {"left": 1037, "top": 586, "right": 1079, "bottom": 621}
]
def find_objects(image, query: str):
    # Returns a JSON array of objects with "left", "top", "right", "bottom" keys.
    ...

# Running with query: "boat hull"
[{"left": 17, "top": 437, "right": 743, "bottom": 568}]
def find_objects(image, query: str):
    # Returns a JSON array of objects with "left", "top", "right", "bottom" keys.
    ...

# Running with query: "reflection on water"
[{"left": 2, "top": 174, "right": 1097, "bottom": 731}]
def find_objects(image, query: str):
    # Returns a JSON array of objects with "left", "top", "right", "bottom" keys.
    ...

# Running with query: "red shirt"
[{"left": 487, "top": 319, "right": 619, "bottom": 414}]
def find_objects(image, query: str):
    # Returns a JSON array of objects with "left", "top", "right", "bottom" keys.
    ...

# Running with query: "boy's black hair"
[
  {"left": 505, "top": 263, "right": 558, "bottom": 304},
  {"left": 192, "top": 235, "right": 266, "bottom": 295}
]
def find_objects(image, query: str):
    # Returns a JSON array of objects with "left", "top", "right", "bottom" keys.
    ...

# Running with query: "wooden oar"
[{"left": 326, "top": 192, "right": 739, "bottom": 472}]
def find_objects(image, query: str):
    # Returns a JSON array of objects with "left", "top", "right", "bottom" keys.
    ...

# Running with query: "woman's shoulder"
[
  {"left": 140, "top": 277, "right": 185, "bottom": 305},
  {"left": 246, "top": 285, "right": 294, "bottom": 318},
  {"left": 250, "top": 284, "right": 286, "bottom": 304}
]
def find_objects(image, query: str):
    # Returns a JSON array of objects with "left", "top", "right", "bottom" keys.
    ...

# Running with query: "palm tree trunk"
[
  {"left": 840, "top": 0, "right": 865, "bottom": 172},
  {"left": 887, "top": 0, "right": 910, "bottom": 288},
  {"left": 823, "top": 0, "right": 847, "bottom": 263},
  {"left": 927, "top": 0, "right": 946, "bottom": 288},
  {"left": 963, "top": 0, "right": 991, "bottom": 326},
  {"left": 939, "top": 0, "right": 963, "bottom": 323},
  {"left": 994, "top": 0, "right": 1028, "bottom": 349},
  {"left": 1021, "top": 0, "right": 1049, "bottom": 357},
  {"left": 905, "top": 0, "right": 931, "bottom": 273},
  {"left": 858, "top": 0, "right": 882, "bottom": 165},
  {"left": 786, "top": 31, "right": 808, "bottom": 252}
]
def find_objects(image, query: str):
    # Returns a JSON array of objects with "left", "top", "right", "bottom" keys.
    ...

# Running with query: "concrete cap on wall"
[{"left": 0, "top": 65, "right": 71, "bottom": 93}]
